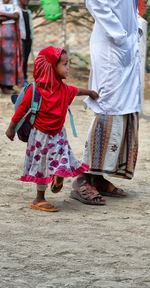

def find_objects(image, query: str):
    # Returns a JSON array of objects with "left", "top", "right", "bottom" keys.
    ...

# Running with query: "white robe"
[{"left": 84, "top": 0, "right": 141, "bottom": 115}]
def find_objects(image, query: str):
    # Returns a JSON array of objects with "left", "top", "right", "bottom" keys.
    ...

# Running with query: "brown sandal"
[
  {"left": 71, "top": 184, "right": 106, "bottom": 205},
  {"left": 89, "top": 175, "right": 128, "bottom": 197},
  {"left": 51, "top": 176, "right": 64, "bottom": 193},
  {"left": 100, "top": 187, "right": 128, "bottom": 197}
]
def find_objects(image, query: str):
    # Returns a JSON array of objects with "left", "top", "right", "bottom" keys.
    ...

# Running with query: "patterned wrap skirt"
[
  {"left": 0, "top": 23, "right": 23, "bottom": 87},
  {"left": 82, "top": 113, "right": 139, "bottom": 179},
  {"left": 21, "top": 127, "right": 89, "bottom": 184}
]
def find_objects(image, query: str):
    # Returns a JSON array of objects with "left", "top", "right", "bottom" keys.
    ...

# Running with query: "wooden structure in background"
[
  {"left": 60, "top": 2, "right": 85, "bottom": 48},
  {"left": 30, "top": 1, "right": 85, "bottom": 48}
]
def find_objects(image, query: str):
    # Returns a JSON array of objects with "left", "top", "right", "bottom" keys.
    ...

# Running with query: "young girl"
[
  {"left": 0, "top": 0, "right": 23, "bottom": 94},
  {"left": 5, "top": 46, "right": 101, "bottom": 212}
]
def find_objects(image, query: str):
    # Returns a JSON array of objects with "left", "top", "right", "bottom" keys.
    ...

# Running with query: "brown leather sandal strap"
[
  {"left": 78, "top": 185, "right": 99, "bottom": 195},
  {"left": 77, "top": 187, "right": 103, "bottom": 201}
]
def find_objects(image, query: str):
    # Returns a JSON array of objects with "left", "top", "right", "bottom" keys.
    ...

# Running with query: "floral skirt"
[{"left": 21, "top": 127, "right": 89, "bottom": 184}]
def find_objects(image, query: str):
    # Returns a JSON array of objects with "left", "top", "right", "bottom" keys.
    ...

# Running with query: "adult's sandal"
[
  {"left": 100, "top": 188, "right": 128, "bottom": 198},
  {"left": 71, "top": 184, "right": 106, "bottom": 205}
]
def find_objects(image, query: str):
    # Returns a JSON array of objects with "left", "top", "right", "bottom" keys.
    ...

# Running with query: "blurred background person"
[
  {"left": 19, "top": 0, "right": 33, "bottom": 86},
  {"left": 0, "top": 0, "right": 23, "bottom": 94}
]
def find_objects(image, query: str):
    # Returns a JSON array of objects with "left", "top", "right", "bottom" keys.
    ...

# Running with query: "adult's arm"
[
  {"left": 86, "top": 0, "right": 127, "bottom": 46},
  {"left": 0, "top": 15, "right": 7, "bottom": 21},
  {"left": 0, "top": 11, "right": 19, "bottom": 20}
]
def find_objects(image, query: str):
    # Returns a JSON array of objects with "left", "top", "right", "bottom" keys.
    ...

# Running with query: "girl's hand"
[
  {"left": 5, "top": 127, "right": 15, "bottom": 141},
  {"left": 89, "top": 90, "right": 99, "bottom": 100},
  {"left": 77, "top": 88, "right": 99, "bottom": 99}
]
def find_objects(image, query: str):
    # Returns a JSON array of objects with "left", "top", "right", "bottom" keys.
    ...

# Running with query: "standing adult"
[
  {"left": 71, "top": 0, "right": 142, "bottom": 204},
  {"left": 0, "top": 0, "right": 23, "bottom": 94},
  {"left": 19, "top": 0, "right": 34, "bottom": 86}
]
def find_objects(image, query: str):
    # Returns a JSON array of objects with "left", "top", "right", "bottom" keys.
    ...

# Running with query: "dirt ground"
[{"left": 0, "top": 66, "right": 150, "bottom": 288}]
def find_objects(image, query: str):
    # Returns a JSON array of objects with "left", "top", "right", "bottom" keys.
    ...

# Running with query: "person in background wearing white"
[
  {"left": 19, "top": 0, "right": 33, "bottom": 86},
  {"left": 0, "top": 0, "right": 23, "bottom": 94}
]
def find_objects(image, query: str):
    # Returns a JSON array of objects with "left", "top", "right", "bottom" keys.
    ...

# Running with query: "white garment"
[
  {"left": 84, "top": 0, "right": 141, "bottom": 115},
  {"left": 0, "top": 1, "right": 19, "bottom": 24},
  {"left": 18, "top": 7, "right": 34, "bottom": 40}
]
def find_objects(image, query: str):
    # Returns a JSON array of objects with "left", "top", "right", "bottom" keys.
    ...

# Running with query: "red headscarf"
[
  {"left": 33, "top": 46, "right": 63, "bottom": 97},
  {"left": 138, "top": 0, "right": 146, "bottom": 16}
]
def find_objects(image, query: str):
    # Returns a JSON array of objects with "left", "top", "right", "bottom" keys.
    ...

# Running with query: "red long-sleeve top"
[{"left": 12, "top": 84, "right": 78, "bottom": 136}]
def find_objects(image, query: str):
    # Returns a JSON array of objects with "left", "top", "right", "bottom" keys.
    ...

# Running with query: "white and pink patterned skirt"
[{"left": 21, "top": 127, "right": 89, "bottom": 184}]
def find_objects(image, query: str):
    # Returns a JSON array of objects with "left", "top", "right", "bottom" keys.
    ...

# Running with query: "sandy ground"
[{"left": 0, "top": 68, "right": 150, "bottom": 288}]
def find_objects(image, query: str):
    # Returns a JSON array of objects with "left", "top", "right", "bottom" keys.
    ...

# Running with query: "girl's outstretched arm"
[{"left": 77, "top": 88, "right": 99, "bottom": 100}]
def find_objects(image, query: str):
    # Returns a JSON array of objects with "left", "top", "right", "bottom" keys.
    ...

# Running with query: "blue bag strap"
[
  {"left": 14, "top": 108, "right": 32, "bottom": 132},
  {"left": 30, "top": 82, "right": 42, "bottom": 125},
  {"left": 135, "top": 0, "right": 138, "bottom": 9},
  {"left": 68, "top": 106, "right": 77, "bottom": 137},
  {"left": 14, "top": 82, "right": 41, "bottom": 132}
]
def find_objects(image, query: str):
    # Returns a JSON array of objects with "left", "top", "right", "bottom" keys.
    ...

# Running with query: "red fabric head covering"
[
  {"left": 33, "top": 46, "right": 63, "bottom": 97},
  {"left": 138, "top": 0, "right": 146, "bottom": 16}
]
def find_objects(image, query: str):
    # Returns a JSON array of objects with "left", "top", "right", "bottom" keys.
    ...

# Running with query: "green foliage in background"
[{"left": 29, "top": 5, "right": 41, "bottom": 13}]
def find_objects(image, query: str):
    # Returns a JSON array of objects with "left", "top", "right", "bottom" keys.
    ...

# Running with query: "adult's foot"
[
  {"left": 71, "top": 184, "right": 106, "bottom": 205},
  {"left": 2, "top": 87, "right": 12, "bottom": 94},
  {"left": 91, "top": 175, "right": 128, "bottom": 197},
  {"left": 71, "top": 173, "right": 106, "bottom": 205},
  {"left": 2, "top": 87, "right": 17, "bottom": 95}
]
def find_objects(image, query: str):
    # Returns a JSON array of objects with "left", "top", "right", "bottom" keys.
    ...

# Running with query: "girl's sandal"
[
  {"left": 30, "top": 201, "right": 59, "bottom": 212},
  {"left": 51, "top": 176, "right": 64, "bottom": 193}
]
